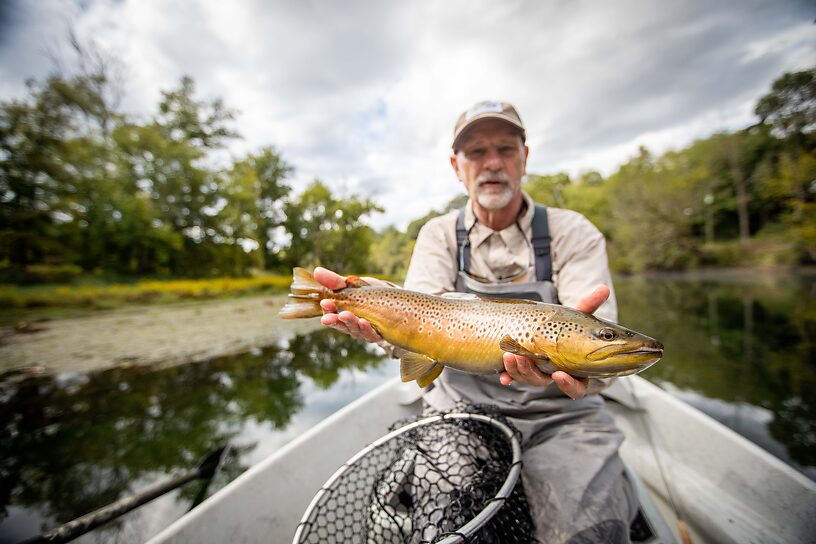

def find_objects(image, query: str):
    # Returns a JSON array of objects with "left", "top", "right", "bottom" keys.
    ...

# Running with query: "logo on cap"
[{"left": 465, "top": 101, "right": 504, "bottom": 121}]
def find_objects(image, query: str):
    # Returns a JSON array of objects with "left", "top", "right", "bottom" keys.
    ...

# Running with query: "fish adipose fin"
[
  {"left": 344, "top": 275, "right": 370, "bottom": 288},
  {"left": 499, "top": 335, "right": 557, "bottom": 374},
  {"left": 400, "top": 352, "right": 443, "bottom": 387},
  {"left": 279, "top": 268, "right": 329, "bottom": 319}
]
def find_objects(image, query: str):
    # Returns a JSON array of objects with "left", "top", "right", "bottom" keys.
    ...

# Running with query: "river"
[{"left": 1, "top": 269, "right": 813, "bottom": 543}]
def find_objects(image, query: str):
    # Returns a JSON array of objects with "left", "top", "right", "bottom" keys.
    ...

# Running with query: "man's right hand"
[{"left": 314, "top": 267, "right": 384, "bottom": 343}]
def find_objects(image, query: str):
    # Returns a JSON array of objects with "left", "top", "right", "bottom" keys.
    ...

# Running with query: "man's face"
[{"left": 451, "top": 119, "right": 528, "bottom": 211}]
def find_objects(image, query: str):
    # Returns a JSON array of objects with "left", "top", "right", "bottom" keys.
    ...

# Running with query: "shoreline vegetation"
[
  {"left": 1, "top": 265, "right": 812, "bottom": 379},
  {"left": 1, "top": 264, "right": 812, "bottom": 326},
  {"left": 2, "top": 48, "right": 814, "bottom": 289}
]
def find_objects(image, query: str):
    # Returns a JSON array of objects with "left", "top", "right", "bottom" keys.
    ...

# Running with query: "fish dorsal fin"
[
  {"left": 499, "top": 335, "right": 557, "bottom": 374},
  {"left": 478, "top": 295, "right": 542, "bottom": 305},
  {"left": 441, "top": 292, "right": 480, "bottom": 300},
  {"left": 440, "top": 292, "right": 540, "bottom": 305},
  {"left": 400, "top": 352, "right": 437, "bottom": 382},
  {"left": 416, "top": 364, "right": 443, "bottom": 388}
]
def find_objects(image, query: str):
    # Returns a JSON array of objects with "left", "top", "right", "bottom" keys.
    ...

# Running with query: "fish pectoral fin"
[
  {"left": 416, "top": 364, "right": 443, "bottom": 388},
  {"left": 499, "top": 335, "right": 536, "bottom": 357},
  {"left": 499, "top": 335, "right": 555, "bottom": 373},
  {"left": 534, "top": 360, "right": 557, "bottom": 375},
  {"left": 400, "top": 352, "right": 438, "bottom": 383}
]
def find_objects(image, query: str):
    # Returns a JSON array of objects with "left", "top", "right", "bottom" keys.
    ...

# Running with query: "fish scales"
[
  {"left": 336, "top": 287, "right": 557, "bottom": 373},
  {"left": 279, "top": 268, "right": 664, "bottom": 386}
]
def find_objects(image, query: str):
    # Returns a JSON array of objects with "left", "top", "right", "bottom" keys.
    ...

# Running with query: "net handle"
[{"left": 292, "top": 412, "right": 524, "bottom": 544}]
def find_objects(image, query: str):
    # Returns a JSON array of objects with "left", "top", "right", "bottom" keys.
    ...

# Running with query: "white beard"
[{"left": 476, "top": 183, "right": 515, "bottom": 210}]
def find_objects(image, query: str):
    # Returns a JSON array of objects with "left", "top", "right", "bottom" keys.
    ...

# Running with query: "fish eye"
[{"left": 598, "top": 328, "right": 617, "bottom": 341}]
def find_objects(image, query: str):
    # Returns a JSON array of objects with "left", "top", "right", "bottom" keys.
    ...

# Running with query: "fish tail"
[{"left": 279, "top": 267, "right": 329, "bottom": 319}]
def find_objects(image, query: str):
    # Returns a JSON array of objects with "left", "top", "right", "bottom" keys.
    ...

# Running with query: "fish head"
[{"left": 541, "top": 312, "right": 664, "bottom": 377}]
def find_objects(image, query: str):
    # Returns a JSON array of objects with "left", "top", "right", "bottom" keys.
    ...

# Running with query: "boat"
[{"left": 146, "top": 375, "right": 816, "bottom": 544}]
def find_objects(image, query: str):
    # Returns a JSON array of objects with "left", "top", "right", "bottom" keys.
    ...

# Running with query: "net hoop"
[{"left": 292, "top": 412, "right": 523, "bottom": 544}]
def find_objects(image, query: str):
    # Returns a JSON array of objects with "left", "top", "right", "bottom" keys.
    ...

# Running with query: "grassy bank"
[{"left": 0, "top": 275, "right": 293, "bottom": 326}]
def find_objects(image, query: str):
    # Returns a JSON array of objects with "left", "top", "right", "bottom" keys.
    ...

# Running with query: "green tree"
[
  {"left": 223, "top": 147, "right": 293, "bottom": 271},
  {"left": 283, "top": 180, "right": 382, "bottom": 272},
  {"left": 755, "top": 67, "right": 816, "bottom": 143},
  {"left": 369, "top": 225, "right": 413, "bottom": 277},
  {"left": 157, "top": 76, "right": 237, "bottom": 150},
  {"left": 0, "top": 58, "right": 126, "bottom": 275},
  {"left": 524, "top": 172, "right": 571, "bottom": 208},
  {"left": 0, "top": 80, "right": 73, "bottom": 272},
  {"left": 603, "top": 146, "right": 714, "bottom": 271},
  {"left": 561, "top": 170, "right": 613, "bottom": 236}
]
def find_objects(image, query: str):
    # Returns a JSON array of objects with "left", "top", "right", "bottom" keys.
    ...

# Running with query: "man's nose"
[{"left": 484, "top": 149, "right": 503, "bottom": 170}]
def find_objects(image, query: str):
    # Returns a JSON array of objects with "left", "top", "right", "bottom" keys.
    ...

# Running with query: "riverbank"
[{"left": 0, "top": 295, "right": 322, "bottom": 376}]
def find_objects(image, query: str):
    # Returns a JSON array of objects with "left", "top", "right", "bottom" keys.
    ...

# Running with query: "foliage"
[
  {"left": 282, "top": 180, "right": 382, "bottom": 271},
  {"left": 755, "top": 67, "right": 816, "bottom": 140},
  {"left": 369, "top": 225, "right": 414, "bottom": 277},
  {"left": 1, "top": 51, "right": 815, "bottom": 286},
  {"left": 514, "top": 66, "right": 816, "bottom": 273}
]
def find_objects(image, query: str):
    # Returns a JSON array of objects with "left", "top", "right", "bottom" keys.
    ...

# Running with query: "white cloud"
[{"left": 1, "top": 0, "right": 813, "bottom": 229}]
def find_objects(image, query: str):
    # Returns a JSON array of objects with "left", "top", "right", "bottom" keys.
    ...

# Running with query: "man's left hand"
[{"left": 499, "top": 284, "right": 610, "bottom": 399}]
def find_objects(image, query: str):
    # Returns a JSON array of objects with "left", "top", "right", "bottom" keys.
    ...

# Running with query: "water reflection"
[
  {"left": 616, "top": 272, "right": 816, "bottom": 477},
  {"left": 1, "top": 272, "right": 814, "bottom": 542},
  {"left": 0, "top": 329, "right": 386, "bottom": 543}
]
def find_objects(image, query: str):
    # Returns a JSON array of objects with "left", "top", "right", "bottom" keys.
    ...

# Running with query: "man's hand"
[
  {"left": 314, "top": 267, "right": 383, "bottom": 344},
  {"left": 499, "top": 285, "right": 611, "bottom": 399}
]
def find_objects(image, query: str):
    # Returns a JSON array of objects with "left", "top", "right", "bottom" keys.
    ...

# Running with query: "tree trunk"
[{"left": 725, "top": 141, "right": 751, "bottom": 245}]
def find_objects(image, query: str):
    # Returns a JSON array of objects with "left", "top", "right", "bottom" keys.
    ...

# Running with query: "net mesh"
[{"left": 293, "top": 405, "right": 534, "bottom": 543}]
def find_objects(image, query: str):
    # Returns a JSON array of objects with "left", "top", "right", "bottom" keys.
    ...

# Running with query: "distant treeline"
[
  {"left": 1, "top": 42, "right": 813, "bottom": 283},
  {"left": 365, "top": 66, "right": 816, "bottom": 276}
]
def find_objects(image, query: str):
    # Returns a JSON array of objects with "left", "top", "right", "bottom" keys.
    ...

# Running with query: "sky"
[{"left": 0, "top": 0, "right": 813, "bottom": 229}]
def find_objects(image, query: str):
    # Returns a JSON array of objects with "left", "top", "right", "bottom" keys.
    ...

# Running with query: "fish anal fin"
[
  {"left": 416, "top": 364, "right": 443, "bottom": 388},
  {"left": 499, "top": 335, "right": 556, "bottom": 374},
  {"left": 400, "top": 352, "right": 436, "bottom": 383}
]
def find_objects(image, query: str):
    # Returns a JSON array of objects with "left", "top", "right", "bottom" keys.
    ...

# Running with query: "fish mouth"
[
  {"left": 587, "top": 344, "right": 663, "bottom": 362},
  {"left": 623, "top": 347, "right": 664, "bottom": 357}
]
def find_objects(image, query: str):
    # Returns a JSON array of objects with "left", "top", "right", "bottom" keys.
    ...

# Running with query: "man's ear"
[
  {"left": 522, "top": 145, "right": 529, "bottom": 175},
  {"left": 450, "top": 153, "right": 463, "bottom": 182}
]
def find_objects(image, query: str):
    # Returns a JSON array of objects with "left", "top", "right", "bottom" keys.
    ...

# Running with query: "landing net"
[{"left": 292, "top": 406, "right": 534, "bottom": 543}]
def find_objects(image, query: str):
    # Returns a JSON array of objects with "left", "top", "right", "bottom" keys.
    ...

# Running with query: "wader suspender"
[{"left": 456, "top": 205, "right": 553, "bottom": 282}]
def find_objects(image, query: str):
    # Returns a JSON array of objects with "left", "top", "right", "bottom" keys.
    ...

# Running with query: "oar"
[{"left": 19, "top": 445, "right": 229, "bottom": 544}]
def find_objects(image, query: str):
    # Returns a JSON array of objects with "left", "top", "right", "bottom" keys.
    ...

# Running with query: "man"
[{"left": 317, "top": 101, "right": 635, "bottom": 543}]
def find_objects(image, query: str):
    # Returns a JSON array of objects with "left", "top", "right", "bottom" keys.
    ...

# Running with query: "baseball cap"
[{"left": 452, "top": 100, "right": 525, "bottom": 151}]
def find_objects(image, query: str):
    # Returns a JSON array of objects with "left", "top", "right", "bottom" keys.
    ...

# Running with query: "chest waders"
[
  {"left": 425, "top": 203, "right": 606, "bottom": 418},
  {"left": 425, "top": 205, "right": 635, "bottom": 543},
  {"left": 454, "top": 204, "right": 558, "bottom": 303}
]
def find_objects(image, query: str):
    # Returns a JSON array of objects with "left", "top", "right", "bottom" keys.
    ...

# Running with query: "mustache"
[{"left": 476, "top": 172, "right": 511, "bottom": 186}]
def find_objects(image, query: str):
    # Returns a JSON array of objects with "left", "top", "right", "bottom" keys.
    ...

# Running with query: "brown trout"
[{"left": 279, "top": 268, "right": 663, "bottom": 387}]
